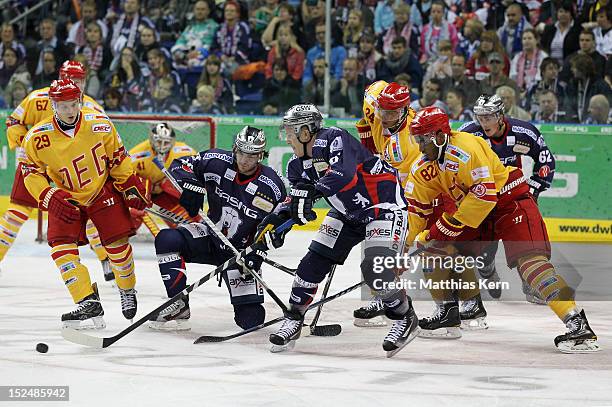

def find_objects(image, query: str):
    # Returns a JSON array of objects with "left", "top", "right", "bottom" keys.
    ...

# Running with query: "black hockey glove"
[
  {"left": 527, "top": 176, "right": 546, "bottom": 202},
  {"left": 178, "top": 178, "right": 206, "bottom": 217},
  {"left": 236, "top": 249, "right": 266, "bottom": 281},
  {"left": 253, "top": 211, "right": 292, "bottom": 251},
  {"left": 290, "top": 183, "right": 319, "bottom": 225}
]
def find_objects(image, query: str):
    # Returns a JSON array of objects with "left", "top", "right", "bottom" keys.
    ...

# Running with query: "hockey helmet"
[
  {"left": 281, "top": 104, "right": 323, "bottom": 140},
  {"left": 473, "top": 94, "right": 505, "bottom": 116},
  {"left": 49, "top": 79, "right": 82, "bottom": 102},
  {"left": 377, "top": 82, "right": 411, "bottom": 111},
  {"left": 149, "top": 123, "right": 176, "bottom": 155},
  {"left": 234, "top": 125, "right": 266, "bottom": 155},
  {"left": 410, "top": 106, "right": 451, "bottom": 140},
  {"left": 59, "top": 60, "right": 87, "bottom": 80}
]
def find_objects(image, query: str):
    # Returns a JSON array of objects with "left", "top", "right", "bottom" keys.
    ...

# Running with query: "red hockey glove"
[
  {"left": 356, "top": 118, "right": 378, "bottom": 154},
  {"left": 114, "top": 174, "right": 152, "bottom": 210},
  {"left": 428, "top": 213, "right": 464, "bottom": 242},
  {"left": 39, "top": 187, "right": 81, "bottom": 223}
]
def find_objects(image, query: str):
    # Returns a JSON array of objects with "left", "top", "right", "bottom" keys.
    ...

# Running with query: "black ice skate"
[
  {"left": 523, "top": 280, "right": 546, "bottom": 305},
  {"left": 61, "top": 283, "right": 105, "bottom": 330},
  {"left": 119, "top": 288, "right": 137, "bottom": 321},
  {"left": 101, "top": 259, "right": 115, "bottom": 285},
  {"left": 554, "top": 310, "right": 601, "bottom": 353},
  {"left": 478, "top": 263, "right": 501, "bottom": 299},
  {"left": 460, "top": 295, "right": 489, "bottom": 330},
  {"left": 148, "top": 297, "right": 191, "bottom": 331},
  {"left": 382, "top": 306, "right": 420, "bottom": 358},
  {"left": 269, "top": 310, "right": 304, "bottom": 353},
  {"left": 353, "top": 298, "right": 387, "bottom": 327},
  {"left": 418, "top": 301, "right": 462, "bottom": 339}
]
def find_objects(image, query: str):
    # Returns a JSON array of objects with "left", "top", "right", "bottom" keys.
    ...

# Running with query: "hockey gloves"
[
  {"left": 428, "top": 213, "right": 464, "bottom": 242},
  {"left": 178, "top": 179, "right": 206, "bottom": 217},
  {"left": 114, "top": 174, "right": 152, "bottom": 210},
  {"left": 356, "top": 118, "right": 378, "bottom": 154},
  {"left": 39, "top": 187, "right": 81, "bottom": 223},
  {"left": 253, "top": 211, "right": 292, "bottom": 251},
  {"left": 289, "top": 183, "right": 319, "bottom": 225}
]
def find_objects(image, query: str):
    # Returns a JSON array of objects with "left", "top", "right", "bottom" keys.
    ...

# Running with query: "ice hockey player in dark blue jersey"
[
  {"left": 262, "top": 104, "right": 419, "bottom": 357},
  {"left": 148, "top": 126, "right": 287, "bottom": 331},
  {"left": 459, "top": 94, "right": 556, "bottom": 304}
]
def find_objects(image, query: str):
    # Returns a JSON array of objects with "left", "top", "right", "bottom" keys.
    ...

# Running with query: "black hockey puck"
[{"left": 36, "top": 343, "right": 49, "bottom": 353}]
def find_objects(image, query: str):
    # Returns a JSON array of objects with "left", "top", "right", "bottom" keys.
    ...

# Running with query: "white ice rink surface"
[{"left": 1, "top": 222, "right": 611, "bottom": 407}]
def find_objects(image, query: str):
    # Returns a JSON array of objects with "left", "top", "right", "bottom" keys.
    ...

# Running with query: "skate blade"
[
  {"left": 460, "top": 317, "right": 489, "bottom": 331},
  {"left": 148, "top": 320, "right": 191, "bottom": 331},
  {"left": 557, "top": 339, "right": 602, "bottom": 353},
  {"left": 62, "top": 316, "right": 106, "bottom": 330},
  {"left": 418, "top": 326, "right": 462, "bottom": 339},
  {"left": 386, "top": 327, "right": 420, "bottom": 358},
  {"left": 270, "top": 340, "right": 296, "bottom": 353},
  {"left": 353, "top": 316, "right": 387, "bottom": 328}
]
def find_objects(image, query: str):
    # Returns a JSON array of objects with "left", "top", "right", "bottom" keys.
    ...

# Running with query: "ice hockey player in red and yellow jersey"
[
  {"left": 0, "top": 60, "right": 111, "bottom": 280},
  {"left": 129, "top": 123, "right": 199, "bottom": 235},
  {"left": 21, "top": 79, "right": 151, "bottom": 329},
  {"left": 405, "top": 106, "right": 600, "bottom": 353}
]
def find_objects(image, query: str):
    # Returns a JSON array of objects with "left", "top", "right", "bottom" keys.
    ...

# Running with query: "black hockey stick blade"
[
  {"left": 309, "top": 323, "right": 342, "bottom": 337},
  {"left": 194, "top": 316, "right": 284, "bottom": 343}
]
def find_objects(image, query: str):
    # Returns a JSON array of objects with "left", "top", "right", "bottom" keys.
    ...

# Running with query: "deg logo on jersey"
[
  {"left": 92, "top": 124, "right": 111, "bottom": 133},
  {"left": 470, "top": 183, "right": 487, "bottom": 197}
]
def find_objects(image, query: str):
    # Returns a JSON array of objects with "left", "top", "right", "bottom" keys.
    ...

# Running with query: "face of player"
[
  {"left": 284, "top": 126, "right": 311, "bottom": 158},
  {"left": 54, "top": 99, "right": 81, "bottom": 124},
  {"left": 476, "top": 113, "right": 503, "bottom": 138},
  {"left": 414, "top": 132, "right": 440, "bottom": 161},
  {"left": 235, "top": 150, "right": 261, "bottom": 176},
  {"left": 379, "top": 108, "right": 404, "bottom": 131}
]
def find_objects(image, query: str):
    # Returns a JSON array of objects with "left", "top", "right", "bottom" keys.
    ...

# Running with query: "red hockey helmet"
[
  {"left": 377, "top": 82, "right": 411, "bottom": 111},
  {"left": 59, "top": 60, "right": 87, "bottom": 80},
  {"left": 49, "top": 79, "right": 82, "bottom": 102},
  {"left": 410, "top": 106, "right": 451, "bottom": 138}
]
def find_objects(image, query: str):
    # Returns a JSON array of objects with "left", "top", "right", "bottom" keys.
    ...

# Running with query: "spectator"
[
  {"left": 381, "top": 3, "right": 420, "bottom": 57},
  {"left": 593, "top": 6, "right": 612, "bottom": 57},
  {"left": 411, "top": 0, "right": 434, "bottom": 27},
  {"left": 478, "top": 51, "right": 520, "bottom": 96},
  {"left": 4, "top": 80, "right": 28, "bottom": 108},
  {"left": 0, "top": 47, "right": 30, "bottom": 94},
  {"left": 584, "top": 94, "right": 612, "bottom": 124},
  {"left": 409, "top": 78, "right": 448, "bottom": 112},
  {"left": 304, "top": 56, "right": 338, "bottom": 106},
  {"left": 261, "top": 59, "right": 300, "bottom": 115},
  {"left": 441, "top": 53, "right": 480, "bottom": 106},
  {"left": 102, "top": 87, "right": 126, "bottom": 111},
  {"left": 497, "top": 3, "right": 532, "bottom": 59},
  {"left": 109, "top": 0, "right": 156, "bottom": 58},
  {"left": 32, "top": 19, "right": 69, "bottom": 76},
  {"left": 533, "top": 90, "right": 571, "bottom": 122},
  {"left": 357, "top": 29, "right": 382, "bottom": 84},
  {"left": 496, "top": 85, "right": 531, "bottom": 120},
  {"left": 145, "top": 76, "right": 183, "bottom": 113},
  {"left": 190, "top": 84, "right": 224, "bottom": 114},
  {"left": 171, "top": 0, "right": 218, "bottom": 68},
  {"left": 210, "top": 1, "right": 252, "bottom": 76},
  {"left": 445, "top": 88, "right": 474, "bottom": 121},
  {"left": 394, "top": 73, "right": 421, "bottom": 100},
  {"left": 456, "top": 17, "right": 483, "bottom": 60},
  {"left": 333, "top": 0, "right": 375, "bottom": 34},
  {"left": 253, "top": 0, "right": 280, "bottom": 34},
  {"left": 104, "top": 47, "right": 146, "bottom": 111},
  {"left": 197, "top": 55, "right": 234, "bottom": 113},
  {"left": 423, "top": 39, "right": 453, "bottom": 84},
  {"left": 146, "top": 0, "right": 182, "bottom": 42},
  {"left": 466, "top": 30, "right": 510, "bottom": 81},
  {"left": 510, "top": 29, "right": 548, "bottom": 95},
  {"left": 135, "top": 26, "right": 170, "bottom": 64},
  {"left": 540, "top": 1, "right": 580, "bottom": 64},
  {"left": 73, "top": 54, "right": 101, "bottom": 99},
  {"left": 145, "top": 48, "right": 182, "bottom": 99},
  {"left": 264, "top": 22, "right": 304, "bottom": 82},
  {"left": 75, "top": 22, "right": 112, "bottom": 77},
  {"left": 261, "top": 3, "right": 304, "bottom": 49},
  {"left": 420, "top": 1, "right": 459, "bottom": 63},
  {"left": 331, "top": 57, "right": 366, "bottom": 117},
  {"left": 303, "top": 22, "right": 347, "bottom": 86},
  {"left": 302, "top": 0, "right": 337, "bottom": 52},
  {"left": 32, "top": 50, "right": 58, "bottom": 89},
  {"left": 343, "top": 9, "right": 365, "bottom": 57},
  {"left": 579, "top": 0, "right": 609, "bottom": 26},
  {"left": 66, "top": 0, "right": 109, "bottom": 49},
  {"left": 565, "top": 53, "right": 611, "bottom": 122},
  {"left": 0, "top": 23, "right": 26, "bottom": 67},
  {"left": 374, "top": 0, "right": 395, "bottom": 35},
  {"left": 526, "top": 57, "right": 567, "bottom": 114},
  {"left": 376, "top": 37, "right": 423, "bottom": 90},
  {"left": 560, "top": 30, "right": 607, "bottom": 82}
]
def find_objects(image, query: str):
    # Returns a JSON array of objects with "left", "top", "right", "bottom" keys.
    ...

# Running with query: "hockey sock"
[
  {"left": 51, "top": 243, "right": 93, "bottom": 303},
  {"left": 233, "top": 303, "right": 265, "bottom": 329},
  {"left": 85, "top": 219, "right": 108, "bottom": 262},
  {"left": 0, "top": 205, "right": 32, "bottom": 261},
  {"left": 518, "top": 255, "right": 577, "bottom": 319},
  {"left": 455, "top": 266, "right": 481, "bottom": 301},
  {"left": 382, "top": 290, "right": 409, "bottom": 317},
  {"left": 422, "top": 265, "right": 454, "bottom": 302},
  {"left": 105, "top": 240, "right": 136, "bottom": 290},
  {"left": 289, "top": 275, "right": 319, "bottom": 313},
  {"left": 155, "top": 229, "right": 187, "bottom": 297}
]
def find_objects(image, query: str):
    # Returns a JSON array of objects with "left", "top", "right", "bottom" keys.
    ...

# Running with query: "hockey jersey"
[
  {"left": 6, "top": 87, "right": 104, "bottom": 151},
  {"left": 405, "top": 131, "right": 517, "bottom": 243},
  {"left": 21, "top": 107, "right": 134, "bottom": 205},
  {"left": 458, "top": 118, "right": 555, "bottom": 196},
  {"left": 130, "top": 140, "right": 196, "bottom": 187},
  {"left": 169, "top": 149, "right": 287, "bottom": 251},
  {"left": 287, "top": 127, "right": 406, "bottom": 224}
]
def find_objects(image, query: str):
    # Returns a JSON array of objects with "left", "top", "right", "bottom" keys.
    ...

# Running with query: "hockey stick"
[
  {"left": 61, "top": 220, "right": 295, "bottom": 348},
  {"left": 308, "top": 265, "right": 341, "bottom": 336},
  {"left": 194, "top": 280, "right": 365, "bottom": 343}
]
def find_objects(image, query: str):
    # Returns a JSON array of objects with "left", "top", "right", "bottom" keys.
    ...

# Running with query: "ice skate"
[
  {"left": 460, "top": 295, "right": 489, "bottom": 330},
  {"left": 119, "top": 288, "right": 137, "bottom": 321},
  {"left": 418, "top": 301, "right": 462, "bottom": 339},
  {"left": 61, "top": 283, "right": 105, "bottom": 330},
  {"left": 353, "top": 298, "right": 387, "bottom": 327},
  {"left": 554, "top": 310, "right": 601, "bottom": 353},
  {"left": 382, "top": 306, "right": 420, "bottom": 358},
  {"left": 269, "top": 310, "right": 304, "bottom": 353},
  {"left": 148, "top": 297, "right": 191, "bottom": 331}
]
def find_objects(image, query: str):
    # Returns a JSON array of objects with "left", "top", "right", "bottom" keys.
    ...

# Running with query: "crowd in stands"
[{"left": 0, "top": 0, "right": 611, "bottom": 124}]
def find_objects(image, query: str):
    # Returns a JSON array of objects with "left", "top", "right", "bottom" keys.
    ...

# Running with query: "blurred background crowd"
[{"left": 0, "top": 0, "right": 611, "bottom": 124}]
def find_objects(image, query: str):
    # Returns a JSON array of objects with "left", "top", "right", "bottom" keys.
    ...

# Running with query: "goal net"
[{"left": 36, "top": 114, "right": 216, "bottom": 243}]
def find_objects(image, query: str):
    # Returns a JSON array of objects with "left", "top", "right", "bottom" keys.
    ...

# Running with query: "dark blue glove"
[
  {"left": 178, "top": 178, "right": 206, "bottom": 217},
  {"left": 290, "top": 183, "right": 319, "bottom": 225}
]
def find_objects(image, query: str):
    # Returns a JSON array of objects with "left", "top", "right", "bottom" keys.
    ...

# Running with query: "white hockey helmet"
[
  {"left": 149, "top": 123, "right": 176, "bottom": 155},
  {"left": 473, "top": 94, "right": 505, "bottom": 116},
  {"left": 234, "top": 125, "right": 267, "bottom": 155},
  {"left": 281, "top": 104, "right": 323, "bottom": 140}
]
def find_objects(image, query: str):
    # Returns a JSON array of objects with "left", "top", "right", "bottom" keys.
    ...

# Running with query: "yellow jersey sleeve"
[{"left": 404, "top": 156, "right": 443, "bottom": 244}]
